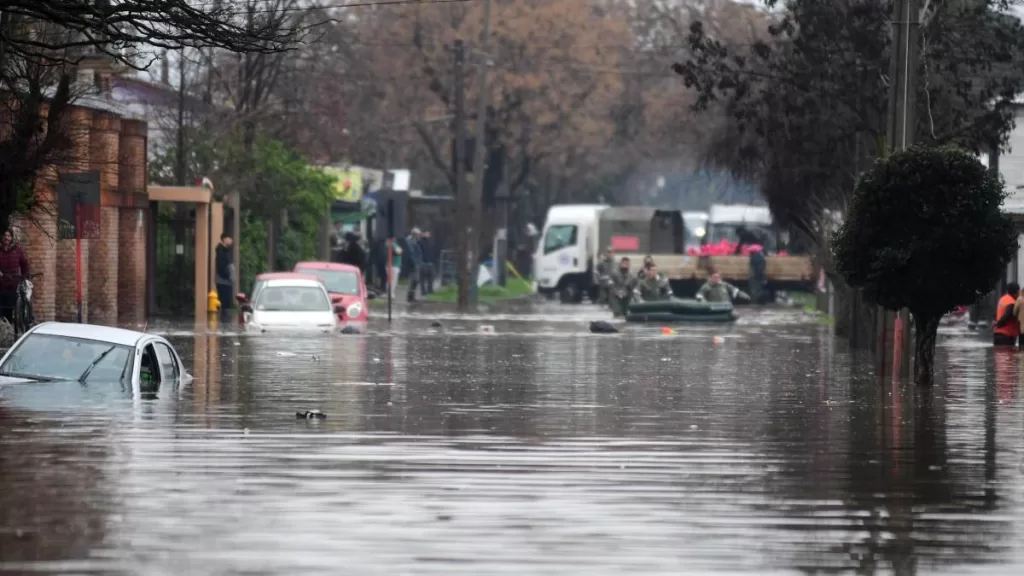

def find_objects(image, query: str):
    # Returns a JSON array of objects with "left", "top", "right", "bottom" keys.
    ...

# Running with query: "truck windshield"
[{"left": 543, "top": 225, "right": 577, "bottom": 254}]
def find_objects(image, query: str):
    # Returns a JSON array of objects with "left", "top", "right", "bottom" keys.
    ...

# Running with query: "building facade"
[{"left": 11, "top": 98, "right": 149, "bottom": 326}]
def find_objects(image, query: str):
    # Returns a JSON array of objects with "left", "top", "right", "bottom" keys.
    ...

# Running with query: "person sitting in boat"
[
  {"left": 636, "top": 254, "right": 656, "bottom": 280},
  {"left": 606, "top": 256, "right": 638, "bottom": 316},
  {"left": 595, "top": 249, "right": 614, "bottom": 305},
  {"left": 695, "top": 270, "right": 751, "bottom": 303},
  {"left": 634, "top": 265, "right": 672, "bottom": 302}
]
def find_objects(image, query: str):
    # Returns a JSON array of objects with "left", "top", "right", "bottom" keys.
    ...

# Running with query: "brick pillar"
[
  {"left": 12, "top": 204, "right": 57, "bottom": 323},
  {"left": 55, "top": 106, "right": 92, "bottom": 322},
  {"left": 88, "top": 112, "right": 120, "bottom": 325},
  {"left": 117, "top": 119, "right": 148, "bottom": 324},
  {"left": 118, "top": 207, "right": 147, "bottom": 324}
]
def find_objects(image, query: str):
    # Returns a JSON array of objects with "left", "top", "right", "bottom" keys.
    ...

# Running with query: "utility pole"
[
  {"left": 468, "top": 0, "right": 492, "bottom": 305},
  {"left": 453, "top": 40, "right": 470, "bottom": 311},
  {"left": 879, "top": 0, "right": 920, "bottom": 379}
]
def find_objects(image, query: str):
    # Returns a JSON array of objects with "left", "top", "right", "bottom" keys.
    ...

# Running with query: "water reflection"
[{"left": 0, "top": 313, "right": 1021, "bottom": 573}]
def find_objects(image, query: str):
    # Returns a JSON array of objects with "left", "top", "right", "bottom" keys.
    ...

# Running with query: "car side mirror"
[
  {"left": 241, "top": 303, "right": 253, "bottom": 313},
  {"left": 236, "top": 293, "right": 247, "bottom": 304},
  {"left": 366, "top": 291, "right": 377, "bottom": 300},
  {"left": 333, "top": 304, "right": 345, "bottom": 314}
]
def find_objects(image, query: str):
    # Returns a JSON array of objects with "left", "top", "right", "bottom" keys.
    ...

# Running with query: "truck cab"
[
  {"left": 706, "top": 204, "right": 778, "bottom": 251},
  {"left": 533, "top": 204, "right": 607, "bottom": 302}
]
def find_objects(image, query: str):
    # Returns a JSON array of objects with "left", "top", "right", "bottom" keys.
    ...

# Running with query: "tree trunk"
[{"left": 913, "top": 312, "right": 941, "bottom": 387}]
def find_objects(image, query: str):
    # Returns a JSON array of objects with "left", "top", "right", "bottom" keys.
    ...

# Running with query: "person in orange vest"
[{"left": 993, "top": 282, "right": 1020, "bottom": 347}]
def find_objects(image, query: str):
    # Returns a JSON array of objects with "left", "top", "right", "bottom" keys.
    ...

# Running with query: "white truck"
[
  {"left": 706, "top": 204, "right": 776, "bottom": 246},
  {"left": 533, "top": 204, "right": 608, "bottom": 302}
]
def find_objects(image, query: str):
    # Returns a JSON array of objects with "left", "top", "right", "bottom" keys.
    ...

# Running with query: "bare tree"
[{"left": 0, "top": 0, "right": 303, "bottom": 230}]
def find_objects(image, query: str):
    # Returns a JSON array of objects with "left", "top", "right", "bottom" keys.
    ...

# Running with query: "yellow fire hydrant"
[{"left": 208, "top": 290, "right": 221, "bottom": 321}]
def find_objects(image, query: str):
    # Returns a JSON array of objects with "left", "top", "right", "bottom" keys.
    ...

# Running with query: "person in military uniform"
[
  {"left": 637, "top": 254, "right": 656, "bottom": 280},
  {"left": 634, "top": 264, "right": 672, "bottom": 302},
  {"left": 606, "top": 256, "right": 637, "bottom": 316},
  {"left": 594, "top": 249, "right": 614, "bottom": 304},
  {"left": 695, "top": 270, "right": 750, "bottom": 303}
]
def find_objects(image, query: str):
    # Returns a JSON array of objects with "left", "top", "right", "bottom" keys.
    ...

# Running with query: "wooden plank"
[{"left": 614, "top": 252, "right": 813, "bottom": 282}]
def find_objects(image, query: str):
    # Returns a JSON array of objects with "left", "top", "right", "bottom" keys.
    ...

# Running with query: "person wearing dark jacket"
[
  {"left": 419, "top": 231, "right": 435, "bottom": 295},
  {"left": 340, "top": 232, "right": 368, "bottom": 276},
  {"left": 0, "top": 229, "right": 29, "bottom": 324},
  {"left": 404, "top": 228, "right": 423, "bottom": 301},
  {"left": 214, "top": 234, "right": 235, "bottom": 322}
]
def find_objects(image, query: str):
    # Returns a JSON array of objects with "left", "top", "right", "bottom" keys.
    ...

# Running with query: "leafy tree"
[
  {"left": 151, "top": 130, "right": 333, "bottom": 291},
  {"left": 831, "top": 145, "right": 1016, "bottom": 387},
  {"left": 675, "top": 0, "right": 1024, "bottom": 249}
]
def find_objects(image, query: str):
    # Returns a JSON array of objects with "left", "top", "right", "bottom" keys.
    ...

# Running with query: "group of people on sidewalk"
[
  {"left": 386, "top": 227, "right": 435, "bottom": 302},
  {"left": 596, "top": 251, "right": 750, "bottom": 317}
]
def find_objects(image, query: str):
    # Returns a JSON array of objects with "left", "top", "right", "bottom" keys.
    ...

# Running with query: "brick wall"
[
  {"left": 8, "top": 106, "right": 149, "bottom": 327},
  {"left": 87, "top": 113, "right": 121, "bottom": 325},
  {"left": 54, "top": 107, "right": 92, "bottom": 322},
  {"left": 55, "top": 238, "right": 89, "bottom": 321},
  {"left": 118, "top": 207, "right": 147, "bottom": 325},
  {"left": 12, "top": 205, "right": 57, "bottom": 323},
  {"left": 88, "top": 207, "right": 119, "bottom": 324}
]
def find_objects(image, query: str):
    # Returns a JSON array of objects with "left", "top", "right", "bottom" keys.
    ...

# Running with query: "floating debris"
[
  {"left": 589, "top": 321, "right": 619, "bottom": 334},
  {"left": 296, "top": 410, "right": 326, "bottom": 420}
]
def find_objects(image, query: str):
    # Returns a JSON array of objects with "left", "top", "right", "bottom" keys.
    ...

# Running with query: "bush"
[{"left": 832, "top": 145, "right": 1017, "bottom": 386}]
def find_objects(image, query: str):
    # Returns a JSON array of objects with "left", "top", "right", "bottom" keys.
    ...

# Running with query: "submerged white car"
[
  {"left": 0, "top": 322, "right": 190, "bottom": 389},
  {"left": 241, "top": 277, "right": 341, "bottom": 332}
]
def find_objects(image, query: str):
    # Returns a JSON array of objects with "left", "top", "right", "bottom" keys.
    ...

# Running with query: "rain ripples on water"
[{"left": 1, "top": 303, "right": 1023, "bottom": 575}]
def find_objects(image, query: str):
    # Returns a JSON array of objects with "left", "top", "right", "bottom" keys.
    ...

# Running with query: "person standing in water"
[
  {"left": 994, "top": 282, "right": 1020, "bottom": 347},
  {"left": 695, "top": 270, "right": 750, "bottom": 303},
  {"left": 0, "top": 229, "right": 29, "bottom": 325}
]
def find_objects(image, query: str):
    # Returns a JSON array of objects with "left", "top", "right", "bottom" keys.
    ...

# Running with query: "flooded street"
[{"left": 2, "top": 302, "right": 1023, "bottom": 575}]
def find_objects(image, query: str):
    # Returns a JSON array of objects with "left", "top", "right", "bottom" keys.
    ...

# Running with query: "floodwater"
[{"left": 1, "top": 301, "right": 1023, "bottom": 575}]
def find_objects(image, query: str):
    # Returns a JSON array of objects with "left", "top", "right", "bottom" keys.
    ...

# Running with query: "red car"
[{"left": 292, "top": 262, "right": 368, "bottom": 326}]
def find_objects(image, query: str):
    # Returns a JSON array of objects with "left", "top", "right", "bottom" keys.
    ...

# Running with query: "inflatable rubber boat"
[{"left": 625, "top": 299, "right": 738, "bottom": 324}]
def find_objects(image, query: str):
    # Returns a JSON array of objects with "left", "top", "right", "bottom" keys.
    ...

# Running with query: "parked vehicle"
[
  {"left": 0, "top": 322, "right": 190, "bottom": 390},
  {"left": 533, "top": 204, "right": 608, "bottom": 302},
  {"left": 235, "top": 272, "right": 323, "bottom": 324},
  {"left": 292, "top": 261, "right": 369, "bottom": 325},
  {"left": 239, "top": 277, "right": 340, "bottom": 332}
]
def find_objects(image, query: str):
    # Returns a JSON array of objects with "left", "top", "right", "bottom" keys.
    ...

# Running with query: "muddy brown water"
[{"left": 0, "top": 303, "right": 1022, "bottom": 575}]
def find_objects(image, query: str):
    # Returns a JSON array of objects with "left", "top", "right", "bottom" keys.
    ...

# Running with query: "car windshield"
[
  {"left": 254, "top": 285, "right": 331, "bottom": 312},
  {"left": 0, "top": 334, "right": 132, "bottom": 382},
  {"left": 543, "top": 224, "right": 578, "bottom": 254},
  {"left": 295, "top": 267, "right": 361, "bottom": 295}
]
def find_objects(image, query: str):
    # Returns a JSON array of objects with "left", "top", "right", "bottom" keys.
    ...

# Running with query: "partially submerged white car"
[
  {"left": 241, "top": 277, "right": 341, "bottom": 332},
  {"left": 0, "top": 322, "right": 190, "bottom": 389}
]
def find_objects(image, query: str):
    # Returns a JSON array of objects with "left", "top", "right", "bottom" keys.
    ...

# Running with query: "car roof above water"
[
  {"left": 30, "top": 322, "right": 151, "bottom": 347},
  {"left": 254, "top": 272, "right": 320, "bottom": 282},
  {"left": 294, "top": 261, "right": 360, "bottom": 273},
  {"left": 263, "top": 278, "right": 326, "bottom": 288}
]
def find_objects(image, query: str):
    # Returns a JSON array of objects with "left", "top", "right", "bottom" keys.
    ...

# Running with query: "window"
[
  {"left": 295, "top": 268, "right": 361, "bottom": 295},
  {"left": 0, "top": 334, "right": 132, "bottom": 382},
  {"left": 139, "top": 344, "right": 160, "bottom": 385},
  {"left": 255, "top": 286, "right": 331, "bottom": 312},
  {"left": 543, "top": 225, "right": 578, "bottom": 254},
  {"left": 249, "top": 280, "right": 267, "bottom": 301},
  {"left": 153, "top": 343, "right": 179, "bottom": 382}
]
